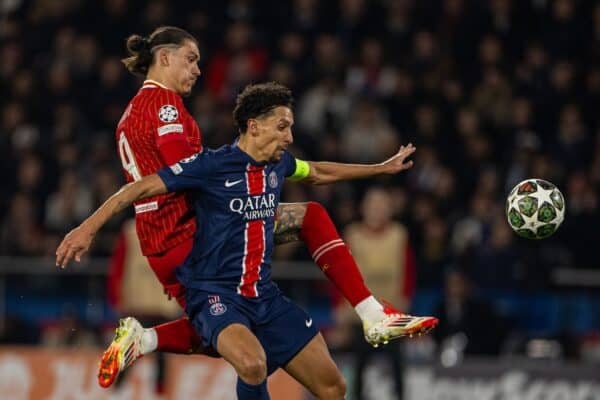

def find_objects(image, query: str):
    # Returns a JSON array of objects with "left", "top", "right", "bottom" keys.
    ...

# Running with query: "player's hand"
[
  {"left": 378, "top": 143, "right": 416, "bottom": 174},
  {"left": 55, "top": 225, "right": 95, "bottom": 269}
]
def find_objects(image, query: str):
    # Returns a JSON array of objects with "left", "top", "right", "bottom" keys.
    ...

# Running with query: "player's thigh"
[
  {"left": 186, "top": 290, "right": 255, "bottom": 358},
  {"left": 283, "top": 333, "right": 346, "bottom": 399},
  {"left": 216, "top": 323, "right": 267, "bottom": 381},
  {"left": 216, "top": 323, "right": 266, "bottom": 362}
]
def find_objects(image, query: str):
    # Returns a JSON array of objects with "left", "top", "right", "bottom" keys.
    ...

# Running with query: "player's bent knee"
[
  {"left": 315, "top": 372, "right": 346, "bottom": 400},
  {"left": 237, "top": 354, "right": 267, "bottom": 384},
  {"left": 307, "top": 201, "right": 325, "bottom": 215}
]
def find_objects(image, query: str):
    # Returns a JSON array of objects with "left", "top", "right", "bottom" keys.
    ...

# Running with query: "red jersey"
[{"left": 116, "top": 79, "right": 202, "bottom": 255}]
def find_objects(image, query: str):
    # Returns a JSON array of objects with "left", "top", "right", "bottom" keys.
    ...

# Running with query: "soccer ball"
[{"left": 505, "top": 179, "right": 565, "bottom": 239}]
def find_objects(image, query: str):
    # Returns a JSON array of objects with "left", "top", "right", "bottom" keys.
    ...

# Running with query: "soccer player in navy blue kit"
[{"left": 56, "top": 82, "right": 434, "bottom": 399}]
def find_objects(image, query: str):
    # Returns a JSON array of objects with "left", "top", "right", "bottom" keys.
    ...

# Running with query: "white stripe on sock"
[
  {"left": 312, "top": 239, "right": 343, "bottom": 259},
  {"left": 314, "top": 242, "right": 346, "bottom": 263}
]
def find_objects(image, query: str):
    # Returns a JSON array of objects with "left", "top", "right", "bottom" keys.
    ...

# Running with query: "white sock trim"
[
  {"left": 354, "top": 296, "right": 385, "bottom": 323},
  {"left": 140, "top": 328, "right": 158, "bottom": 355}
]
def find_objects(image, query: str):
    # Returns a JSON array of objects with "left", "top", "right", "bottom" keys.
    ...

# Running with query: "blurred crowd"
[{"left": 1, "top": 0, "right": 599, "bottom": 290}]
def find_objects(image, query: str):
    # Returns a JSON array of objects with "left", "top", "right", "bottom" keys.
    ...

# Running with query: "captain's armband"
[{"left": 288, "top": 159, "right": 310, "bottom": 181}]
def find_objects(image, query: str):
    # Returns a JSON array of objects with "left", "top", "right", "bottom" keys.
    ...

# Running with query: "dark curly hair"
[
  {"left": 122, "top": 26, "right": 197, "bottom": 77},
  {"left": 233, "top": 82, "right": 294, "bottom": 133}
]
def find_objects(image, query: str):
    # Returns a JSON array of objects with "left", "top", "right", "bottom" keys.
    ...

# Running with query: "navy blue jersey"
[{"left": 157, "top": 144, "right": 297, "bottom": 298}]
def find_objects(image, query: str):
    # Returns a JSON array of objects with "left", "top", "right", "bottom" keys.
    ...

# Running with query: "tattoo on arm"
[{"left": 274, "top": 203, "right": 308, "bottom": 245}]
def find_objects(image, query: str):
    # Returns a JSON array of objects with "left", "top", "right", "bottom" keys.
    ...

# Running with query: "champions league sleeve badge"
[{"left": 158, "top": 104, "right": 179, "bottom": 122}]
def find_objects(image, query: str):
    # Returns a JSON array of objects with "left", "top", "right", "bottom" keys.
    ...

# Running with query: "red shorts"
[{"left": 146, "top": 237, "right": 194, "bottom": 308}]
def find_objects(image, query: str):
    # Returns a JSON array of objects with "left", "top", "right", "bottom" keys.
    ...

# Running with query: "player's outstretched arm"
[
  {"left": 55, "top": 174, "right": 167, "bottom": 268},
  {"left": 302, "top": 143, "right": 416, "bottom": 185}
]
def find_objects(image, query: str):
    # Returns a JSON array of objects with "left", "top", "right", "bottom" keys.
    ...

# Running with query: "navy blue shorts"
[{"left": 186, "top": 289, "right": 319, "bottom": 375}]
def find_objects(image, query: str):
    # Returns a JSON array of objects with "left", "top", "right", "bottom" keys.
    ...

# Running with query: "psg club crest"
[
  {"left": 209, "top": 302, "right": 227, "bottom": 316},
  {"left": 158, "top": 104, "right": 179, "bottom": 122},
  {"left": 208, "top": 295, "right": 227, "bottom": 316},
  {"left": 268, "top": 171, "right": 278, "bottom": 188}
]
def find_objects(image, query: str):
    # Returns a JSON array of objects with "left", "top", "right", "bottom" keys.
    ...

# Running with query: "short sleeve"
[
  {"left": 281, "top": 151, "right": 310, "bottom": 181},
  {"left": 280, "top": 151, "right": 297, "bottom": 178},
  {"left": 157, "top": 152, "right": 214, "bottom": 192}
]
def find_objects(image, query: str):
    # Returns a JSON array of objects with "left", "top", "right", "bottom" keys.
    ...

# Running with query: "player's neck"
[
  {"left": 237, "top": 136, "right": 268, "bottom": 163},
  {"left": 145, "top": 72, "right": 179, "bottom": 95}
]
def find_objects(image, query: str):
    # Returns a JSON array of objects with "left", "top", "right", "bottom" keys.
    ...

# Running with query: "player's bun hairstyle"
[
  {"left": 122, "top": 26, "right": 197, "bottom": 77},
  {"left": 233, "top": 82, "right": 294, "bottom": 133}
]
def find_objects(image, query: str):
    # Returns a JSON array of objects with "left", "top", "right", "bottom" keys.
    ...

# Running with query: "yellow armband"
[{"left": 288, "top": 159, "right": 310, "bottom": 181}]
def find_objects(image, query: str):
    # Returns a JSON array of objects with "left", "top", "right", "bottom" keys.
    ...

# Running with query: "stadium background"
[{"left": 0, "top": 0, "right": 599, "bottom": 399}]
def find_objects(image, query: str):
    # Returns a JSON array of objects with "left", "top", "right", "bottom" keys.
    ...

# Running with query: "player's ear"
[
  {"left": 247, "top": 119, "right": 259, "bottom": 137},
  {"left": 158, "top": 48, "right": 170, "bottom": 67}
]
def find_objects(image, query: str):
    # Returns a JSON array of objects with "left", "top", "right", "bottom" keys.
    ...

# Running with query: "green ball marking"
[
  {"left": 536, "top": 179, "right": 556, "bottom": 190},
  {"left": 537, "top": 202, "right": 557, "bottom": 223},
  {"left": 516, "top": 228, "right": 537, "bottom": 239},
  {"left": 518, "top": 196, "right": 538, "bottom": 217},
  {"left": 536, "top": 223, "right": 557, "bottom": 239},
  {"left": 508, "top": 208, "right": 525, "bottom": 228}
]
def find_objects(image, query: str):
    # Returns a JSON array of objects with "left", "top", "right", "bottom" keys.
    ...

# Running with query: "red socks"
[
  {"left": 300, "top": 202, "right": 371, "bottom": 306},
  {"left": 155, "top": 317, "right": 203, "bottom": 354}
]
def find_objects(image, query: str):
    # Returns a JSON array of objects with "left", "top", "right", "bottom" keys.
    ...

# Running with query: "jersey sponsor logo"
[
  {"left": 157, "top": 123, "right": 184, "bottom": 136},
  {"left": 225, "top": 179, "right": 244, "bottom": 188},
  {"left": 268, "top": 171, "right": 278, "bottom": 188},
  {"left": 170, "top": 163, "right": 183, "bottom": 175},
  {"left": 179, "top": 154, "right": 198, "bottom": 163},
  {"left": 230, "top": 194, "right": 276, "bottom": 221},
  {"left": 134, "top": 201, "right": 159, "bottom": 214},
  {"left": 209, "top": 302, "right": 227, "bottom": 316},
  {"left": 158, "top": 104, "right": 179, "bottom": 122}
]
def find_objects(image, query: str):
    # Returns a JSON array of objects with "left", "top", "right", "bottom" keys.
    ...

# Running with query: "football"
[{"left": 505, "top": 179, "right": 566, "bottom": 239}]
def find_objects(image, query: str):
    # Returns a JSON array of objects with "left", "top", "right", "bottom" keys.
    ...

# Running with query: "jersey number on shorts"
[{"left": 118, "top": 132, "right": 142, "bottom": 181}]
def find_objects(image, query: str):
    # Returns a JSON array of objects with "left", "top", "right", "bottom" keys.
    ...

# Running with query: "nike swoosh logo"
[
  {"left": 305, "top": 318, "right": 313, "bottom": 328},
  {"left": 225, "top": 179, "right": 244, "bottom": 188}
]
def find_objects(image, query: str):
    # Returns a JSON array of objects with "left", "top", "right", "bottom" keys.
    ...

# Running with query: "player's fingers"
[
  {"left": 61, "top": 247, "right": 77, "bottom": 269},
  {"left": 404, "top": 146, "right": 416, "bottom": 157},
  {"left": 402, "top": 142, "right": 415, "bottom": 151},
  {"left": 56, "top": 242, "right": 68, "bottom": 267},
  {"left": 75, "top": 247, "right": 87, "bottom": 262},
  {"left": 402, "top": 160, "right": 414, "bottom": 170},
  {"left": 397, "top": 146, "right": 416, "bottom": 161}
]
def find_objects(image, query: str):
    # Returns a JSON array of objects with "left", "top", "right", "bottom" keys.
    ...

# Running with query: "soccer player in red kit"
[{"left": 78, "top": 26, "right": 437, "bottom": 388}]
